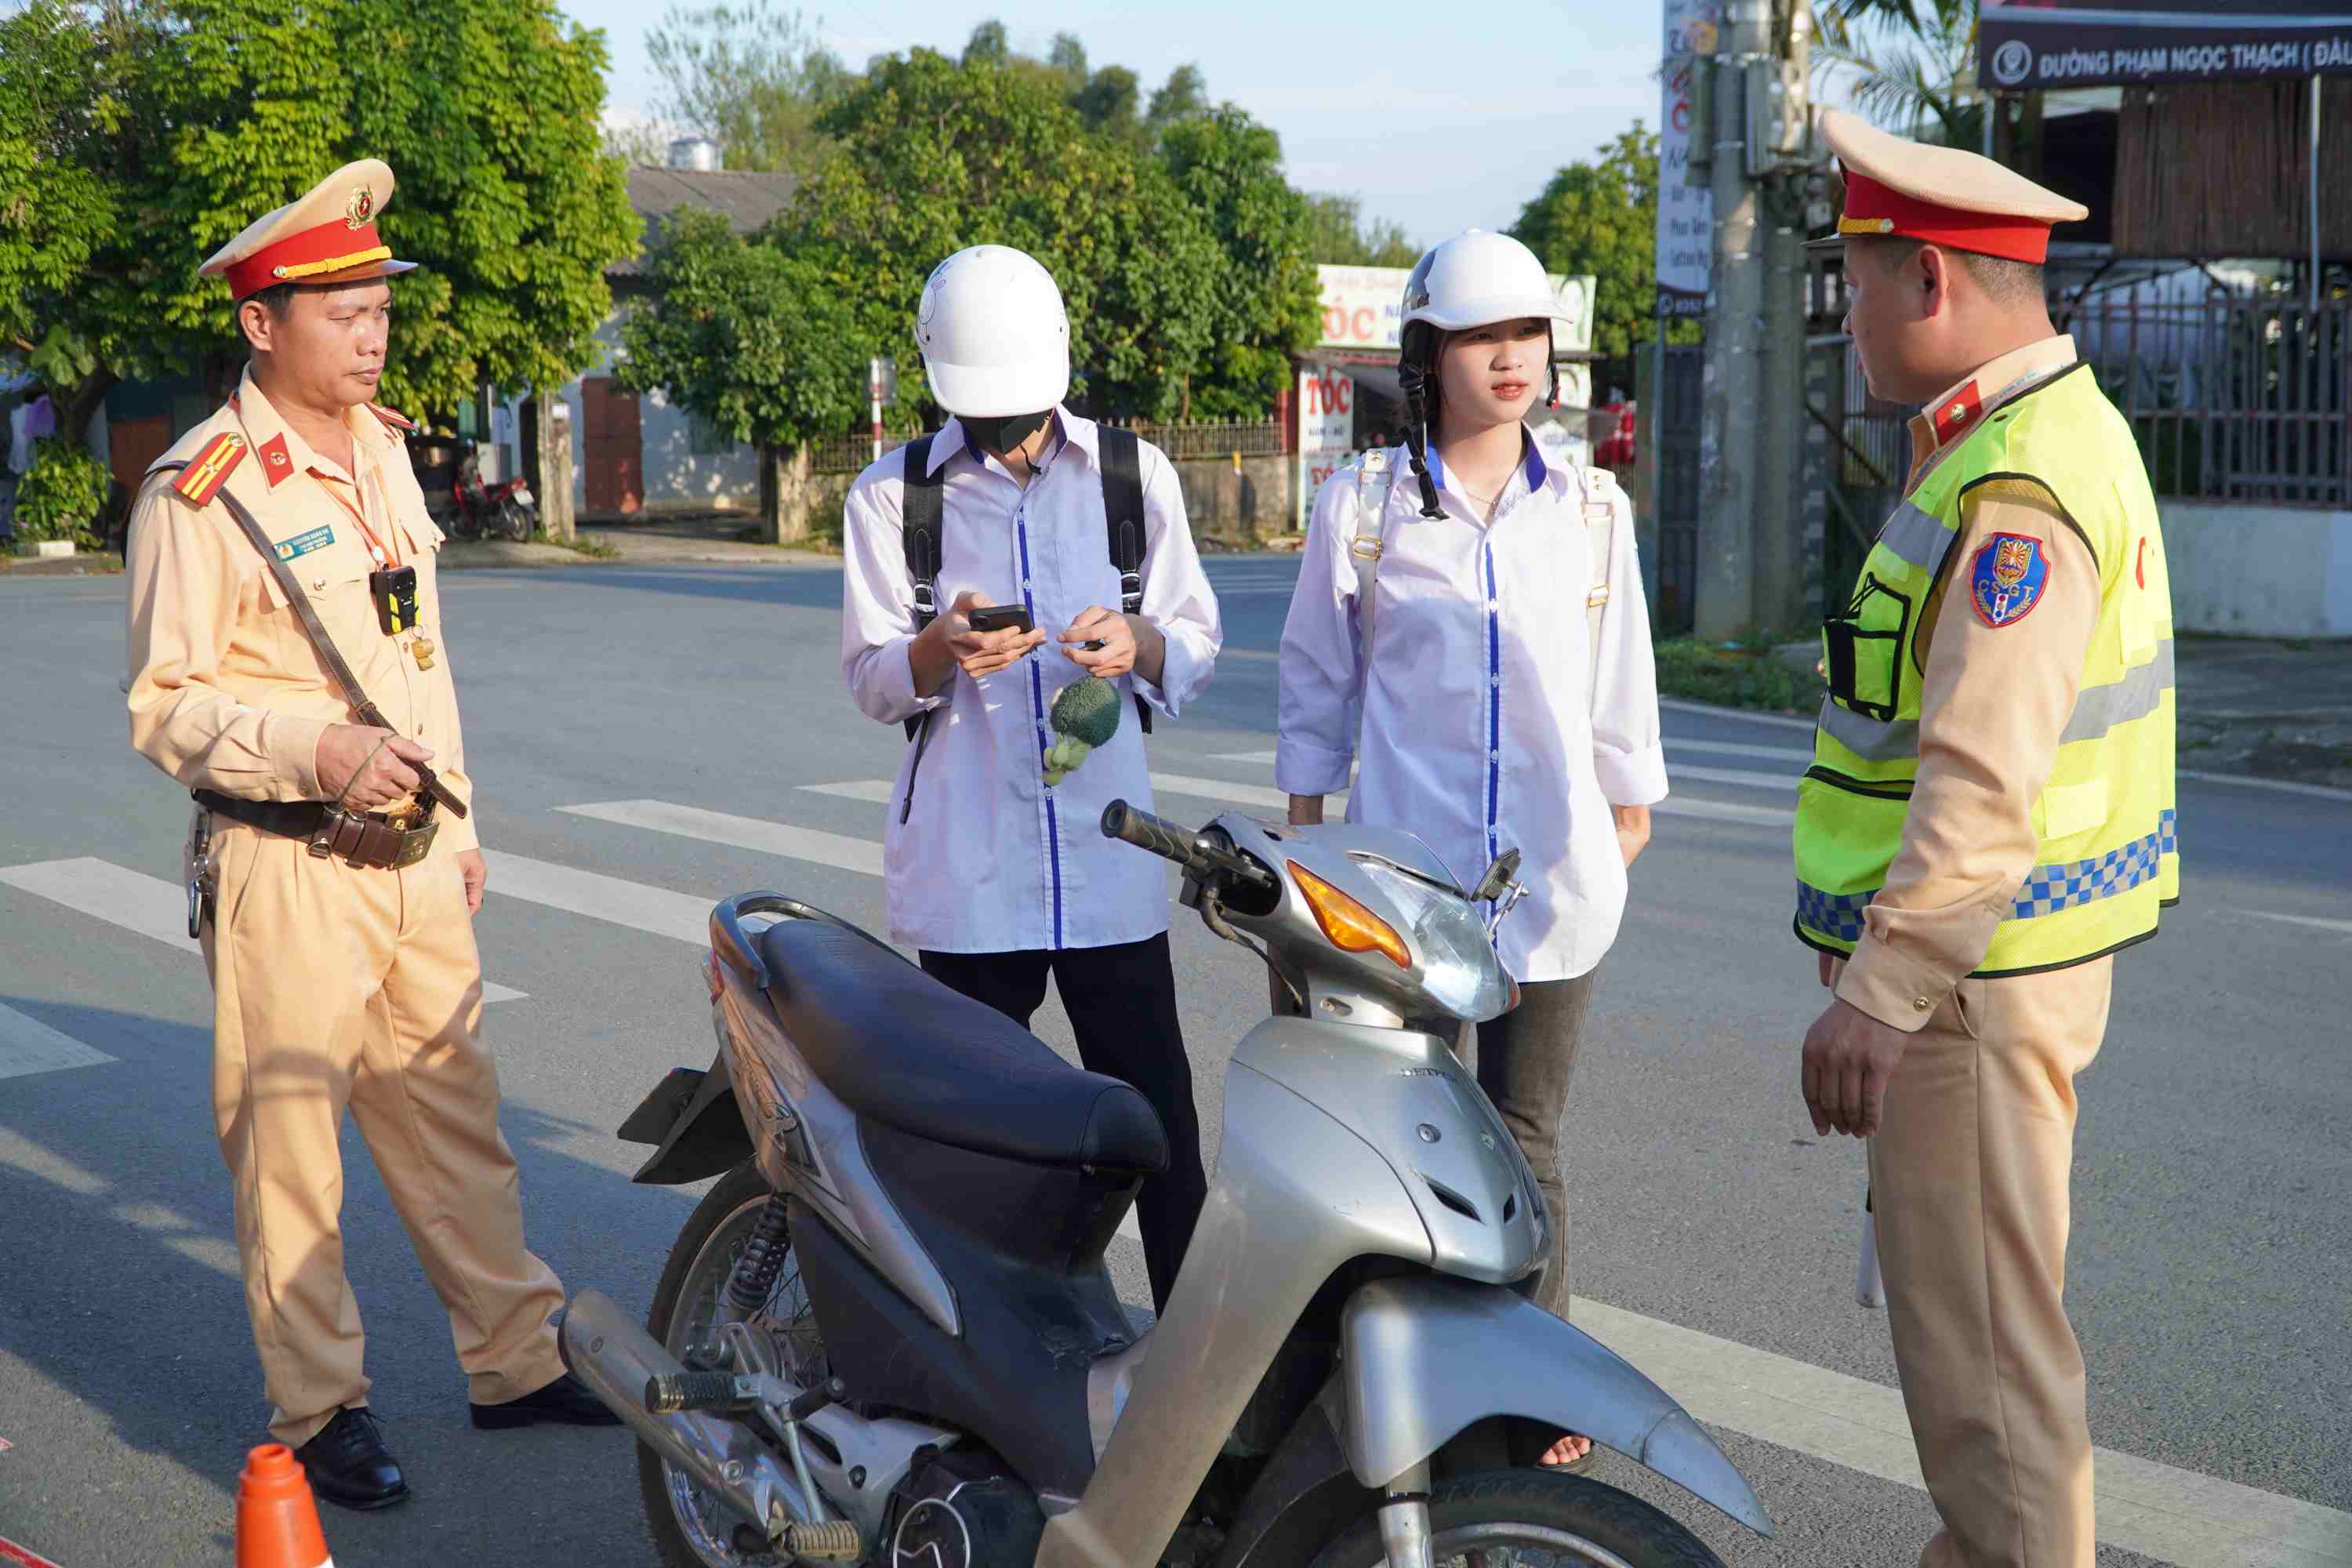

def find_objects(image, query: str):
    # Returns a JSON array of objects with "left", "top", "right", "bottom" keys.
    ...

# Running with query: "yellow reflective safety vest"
[{"left": 1793, "top": 362, "right": 2179, "bottom": 975}]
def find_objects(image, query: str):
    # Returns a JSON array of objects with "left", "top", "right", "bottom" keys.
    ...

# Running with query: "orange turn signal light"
[{"left": 1288, "top": 860, "right": 1411, "bottom": 970}]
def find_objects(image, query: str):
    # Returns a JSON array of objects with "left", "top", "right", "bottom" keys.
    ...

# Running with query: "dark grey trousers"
[{"left": 1467, "top": 971, "right": 1599, "bottom": 1322}]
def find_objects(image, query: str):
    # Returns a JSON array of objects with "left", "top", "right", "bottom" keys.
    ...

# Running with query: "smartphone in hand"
[{"left": 966, "top": 604, "right": 1035, "bottom": 635}]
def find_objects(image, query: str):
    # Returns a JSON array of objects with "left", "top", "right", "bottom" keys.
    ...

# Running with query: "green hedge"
[{"left": 13, "top": 442, "right": 111, "bottom": 548}]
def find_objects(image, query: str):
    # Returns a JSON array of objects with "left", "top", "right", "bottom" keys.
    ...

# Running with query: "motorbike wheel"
[
  {"left": 1308, "top": 1469, "right": 1726, "bottom": 1568},
  {"left": 637, "top": 1160, "right": 829, "bottom": 1568},
  {"left": 499, "top": 496, "right": 535, "bottom": 543}
]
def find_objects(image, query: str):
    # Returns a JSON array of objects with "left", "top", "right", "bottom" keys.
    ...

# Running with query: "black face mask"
[{"left": 963, "top": 408, "right": 1054, "bottom": 458}]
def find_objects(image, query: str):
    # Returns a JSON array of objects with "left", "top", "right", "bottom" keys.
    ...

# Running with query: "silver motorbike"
[{"left": 563, "top": 801, "right": 1773, "bottom": 1566}]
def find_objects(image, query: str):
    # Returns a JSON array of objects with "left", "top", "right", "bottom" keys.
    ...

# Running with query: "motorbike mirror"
[{"left": 1472, "top": 848, "right": 1523, "bottom": 905}]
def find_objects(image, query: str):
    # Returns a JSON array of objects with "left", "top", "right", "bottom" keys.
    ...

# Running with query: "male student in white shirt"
[{"left": 839, "top": 245, "right": 1224, "bottom": 1312}]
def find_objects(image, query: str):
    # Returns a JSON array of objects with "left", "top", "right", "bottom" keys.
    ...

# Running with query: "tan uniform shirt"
[
  {"left": 1837, "top": 337, "right": 2100, "bottom": 1032},
  {"left": 125, "top": 368, "right": 477, "bottom": 853}
]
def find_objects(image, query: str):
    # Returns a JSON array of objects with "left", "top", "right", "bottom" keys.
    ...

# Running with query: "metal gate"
[{"left": 1643, "top": 343, "right": 1704, "bottom": 636}]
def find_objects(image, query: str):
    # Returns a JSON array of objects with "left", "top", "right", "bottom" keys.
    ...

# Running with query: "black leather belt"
[{"left": 195, "top": 789, "right": 439, "bottom": 870}]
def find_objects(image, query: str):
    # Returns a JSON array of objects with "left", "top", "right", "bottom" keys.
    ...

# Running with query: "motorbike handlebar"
[{"left": 1102, "top": 800, "right": 1273, "bottom": 891}]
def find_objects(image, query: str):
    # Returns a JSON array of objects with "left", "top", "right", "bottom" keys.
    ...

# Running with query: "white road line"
[
  {"left": 800, "top": 779, "right": 895, "bottom": 805},
  {"left": 1668, "top": 763, "right": 1800, "bottom": 793},
  {"left": 1659, "top": 696, "right": 1820, "bottom": 731},
  {"left": 2235, "top": 909, "right": 2352, "bottom": 938},
  {"left": 0, "top": 858, "right": 528, "bottom": 1004},
  {"left": 0, "top": 1001, "right": 115, "bottom": 1080},
  {"left": 2181, "top": 768, "right": 2352, "bottom": 802},
  {"left": 1577, "top": 1295, "right": 2352, "bottom": 1568},
  {"left": 1666, "top": 737, "right": 1814, "bottom": 763},
  {"left": 1216, "top": 742, "right": 1813, "bottom": 768},
  {"left": 487, "top": 851, "right": 717, "bottom": 945},
  {"left": 559, "top": 800, "right": 885, "bottom": 878}
]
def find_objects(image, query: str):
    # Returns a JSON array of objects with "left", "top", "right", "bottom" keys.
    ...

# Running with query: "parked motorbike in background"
[
  {"left": 563, "top": 802, "right": 1773, "bottom": 1566},
  {"left": 449, "top": 437, "right": 535, "bottom": 542}
]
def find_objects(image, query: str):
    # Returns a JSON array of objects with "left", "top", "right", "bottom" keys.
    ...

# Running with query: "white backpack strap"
[
  {"left": 1580, "top": 464, "right": 1620, "bottom": 718},
  {"left": 1347, "top": 450, "right": 1400, "bottom": 768}
]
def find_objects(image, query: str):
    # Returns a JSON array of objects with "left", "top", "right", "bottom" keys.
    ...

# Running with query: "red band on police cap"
[
  {"left": 224, "top": 218, "right": 394, "bottom": 302},
  {"left": 1835, "top": 171, "right": 2055, "bottom": 264}
]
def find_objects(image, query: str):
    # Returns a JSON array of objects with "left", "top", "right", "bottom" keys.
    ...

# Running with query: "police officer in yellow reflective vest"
[{"left": 1792, "top": 111, "right": 2176, "bottom": 1568}]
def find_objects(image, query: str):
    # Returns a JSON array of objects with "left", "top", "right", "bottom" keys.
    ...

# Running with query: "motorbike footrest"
[
  {"left": 781, "top": 1520, "right": 861, "bottom": 1561},
  {"left": 644, "top": 1370, "right": 759, "bottom": 1414}
]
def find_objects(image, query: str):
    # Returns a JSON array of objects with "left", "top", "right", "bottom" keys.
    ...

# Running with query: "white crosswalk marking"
[
  {"left": 1668, "top": 737, "right": 1814, "bottom": 762},
  {"left": 0, "top": 1000, "right": 115, "bottom": 1080},
  {"left": 1667, "top": 762, "right": 1801, "bottom": 792},
  {"left": 487, "top": 850, "right": 717, "bottom": 945},
  {"left": 0, "top": 858, "right": 528, "bottom": 1004},
  {"left": 1581, "top": 1295, "right": 2352, "bottom": 1568},
  {"left": 559, "top": 800, "right": 886, "bottom": 877}
]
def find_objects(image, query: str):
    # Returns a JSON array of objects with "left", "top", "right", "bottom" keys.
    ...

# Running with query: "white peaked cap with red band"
[{"left": 200, "top": 159, "right": 419, "bottom": 303}]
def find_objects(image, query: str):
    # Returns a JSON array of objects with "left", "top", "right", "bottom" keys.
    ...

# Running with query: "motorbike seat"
[{"left": 756, "top": 919, "right": 1168, "bottom": 1175}]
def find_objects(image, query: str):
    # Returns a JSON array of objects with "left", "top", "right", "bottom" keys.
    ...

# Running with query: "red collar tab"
[
  {"left": 1837, "top": 171, "right": 2056, "bottom": 264},
  {"left": 259, "top": 433, "right": 296, "bottom": 488},
  {"left": 1930, "top": 380, "right": 1985, "bottom": 448},
  {"left": 368, "top": 403, "right": 416, "bottom": 434}
]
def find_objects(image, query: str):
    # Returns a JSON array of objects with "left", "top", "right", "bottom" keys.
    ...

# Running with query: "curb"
[{"left": 1658, "top": 696, "right": 2352, "bottom": 801}]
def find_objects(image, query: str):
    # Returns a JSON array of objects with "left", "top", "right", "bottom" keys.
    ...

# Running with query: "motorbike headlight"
[{"left": 1352, "top": 858, "right": 1515, "bottom": 1022}]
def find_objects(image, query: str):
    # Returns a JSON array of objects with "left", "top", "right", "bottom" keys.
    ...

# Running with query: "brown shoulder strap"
[{"left": 151, "top": 462, "right": 466, "bottom": 820}]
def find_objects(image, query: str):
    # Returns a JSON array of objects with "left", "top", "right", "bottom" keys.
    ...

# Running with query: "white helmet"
[
  {"left": 915, "top": 245, "right": 1072, "bottom": 417},
  {"left": 1400, "top": 229, "right": 1561, "bottom": 334}
]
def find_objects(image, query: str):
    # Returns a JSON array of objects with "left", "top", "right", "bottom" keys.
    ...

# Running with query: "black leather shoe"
[
  {"left": 470, "top": 1372, "right": 623, "bottom": 1430},
  {"left": 294, "top": 1406, "right": 411, "bottom": 1511}
]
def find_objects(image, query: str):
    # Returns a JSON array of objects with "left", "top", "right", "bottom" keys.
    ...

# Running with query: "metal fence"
[
  {"left": 804, "top": 419, "right": 1288, "bottom": 474},
  {"left": 2067, "top": 292, "right": 2350, "bottom": 507},
  {"left": 1105, "top": 419, "right": 1288, "bottom": 461}
]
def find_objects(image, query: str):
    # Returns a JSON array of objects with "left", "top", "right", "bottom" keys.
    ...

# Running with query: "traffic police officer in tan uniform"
[
  {"left": 124, "top": 160, "right": 615, "bottom": 1512},
  {"left": 1793, "top": 111, "right": 2178, "bottom": 1568}
]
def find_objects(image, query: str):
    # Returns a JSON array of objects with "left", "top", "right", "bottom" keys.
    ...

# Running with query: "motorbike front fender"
[{"left": 1342, "top": 1276, "right": 1773, "bottom": 1537}]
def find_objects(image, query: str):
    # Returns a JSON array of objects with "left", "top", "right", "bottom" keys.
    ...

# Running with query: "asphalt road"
[{"left": 1, "top": 556, "right": 2346, "bottom": 1568}]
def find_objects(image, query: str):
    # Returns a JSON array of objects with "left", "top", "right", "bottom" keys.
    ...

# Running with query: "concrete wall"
[
  {"left": 2164, "top": 503, "right": 2352, "bottom": 638},
  {"left": 1167, "top": 453, "right": 1293, "bottom": 541},
  {"left": 797, "top": 452, "right": 1299, "bottom": 546}
]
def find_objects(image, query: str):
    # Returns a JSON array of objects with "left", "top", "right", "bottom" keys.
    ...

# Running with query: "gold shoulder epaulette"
[{"left": 172, "top": 434, "right": 249, "bottom": 506}]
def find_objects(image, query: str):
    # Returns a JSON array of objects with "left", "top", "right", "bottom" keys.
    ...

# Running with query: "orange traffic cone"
[{"left": 236, "top": 1444, "right": 332, "bottom": 1568}]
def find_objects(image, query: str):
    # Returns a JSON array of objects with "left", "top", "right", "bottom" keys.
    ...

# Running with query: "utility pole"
[{"left": 1692, "top": 0, "right": 1821, "bottom": 640}]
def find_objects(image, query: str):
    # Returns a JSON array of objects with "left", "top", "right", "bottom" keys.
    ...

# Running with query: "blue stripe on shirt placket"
[
  {"left": 1015, "top": 512, "right": 1065, "bottom": 948},
  {"left": 1483, "top": 539, "right": 1501, "bottom": 874}
]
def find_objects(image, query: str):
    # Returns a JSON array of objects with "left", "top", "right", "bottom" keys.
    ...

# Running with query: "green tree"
[
  {"left": 0, "top": 0, "right": 635, "bottom": 504},
  {"left": 1301, "top": 192, "right": 1421, "bottom": 267},
  {"left": 1157, "top": 107, "right": 1320, "bottom": 418},
  {"left": 647, "top": 1, "right": 853, "bottom": 177},
  {"left": 1509, "top": 122, "right": 1691, "bottom": 359},
  {"left": 611, "top": 206, "right": 865, "bottom": 539},
  {"left": 960, "top": 18, "right": 1010, "bottom": 68},
  {"left": 1815, "top": 0, "right": 1985, "bottom": 147},
  {"left": 1145, "top": 65, "right": 1209, "bottom": 137},
  {"left": 782, "top": 49, "right": 1220, "bottom": 419}
]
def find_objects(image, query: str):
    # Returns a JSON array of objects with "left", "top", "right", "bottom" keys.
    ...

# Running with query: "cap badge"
[{"left": 346, "top": 187, "right": 376, "bottom": 230}]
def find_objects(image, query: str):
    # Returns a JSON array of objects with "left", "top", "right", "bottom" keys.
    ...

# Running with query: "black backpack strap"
[
  {"left": 899, "top": 434, "right": 943, "bottom": 742},
  {"left": 1095, "top": 426, "right": 1153, "bottom": 734}
]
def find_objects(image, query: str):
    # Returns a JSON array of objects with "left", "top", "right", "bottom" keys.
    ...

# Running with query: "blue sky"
[{"left": 561, "top": 0, "right": 1668, "bottom": 247}]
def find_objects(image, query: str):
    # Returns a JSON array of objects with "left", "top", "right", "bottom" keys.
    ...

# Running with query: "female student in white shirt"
[{"left": 1276, "top": 230, "right": 1667, "bottom": 1469}]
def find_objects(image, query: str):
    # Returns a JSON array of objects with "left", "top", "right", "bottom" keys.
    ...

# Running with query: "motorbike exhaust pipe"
[{"left": 559, "top": 1289, "right": 815, "bottom": 1545}]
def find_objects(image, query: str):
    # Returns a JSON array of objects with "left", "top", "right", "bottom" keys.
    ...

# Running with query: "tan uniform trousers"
[
  {"left": 200, "top": 818, "right": 566, "bottom": 1446},
  {"left": 1868, "top": 956, "right": 2114, "bottom": 1568}
]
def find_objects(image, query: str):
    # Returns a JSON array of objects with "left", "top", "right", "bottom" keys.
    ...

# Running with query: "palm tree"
[{"left": 1815, "top": 0, "right": 1987, "bottom": 148}]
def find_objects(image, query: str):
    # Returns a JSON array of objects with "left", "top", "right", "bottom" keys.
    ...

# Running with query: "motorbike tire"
[
  {"left": 636, "top": 1160, "right": 799, "bottom": 1568},
  {"left": 1308, "top": 1468, "right": 1726, "bottom": 1568},
  {"left": 500, "top": 496, "right": 535, "bottom": 543}
]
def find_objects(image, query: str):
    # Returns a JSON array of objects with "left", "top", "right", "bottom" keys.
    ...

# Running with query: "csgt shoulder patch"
[
  {"left": 1969, "top": 532, "right": 2049, "bottom": 629},
  {"left": 172, "top": 434, "right": 248, "bottom": 507}
]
